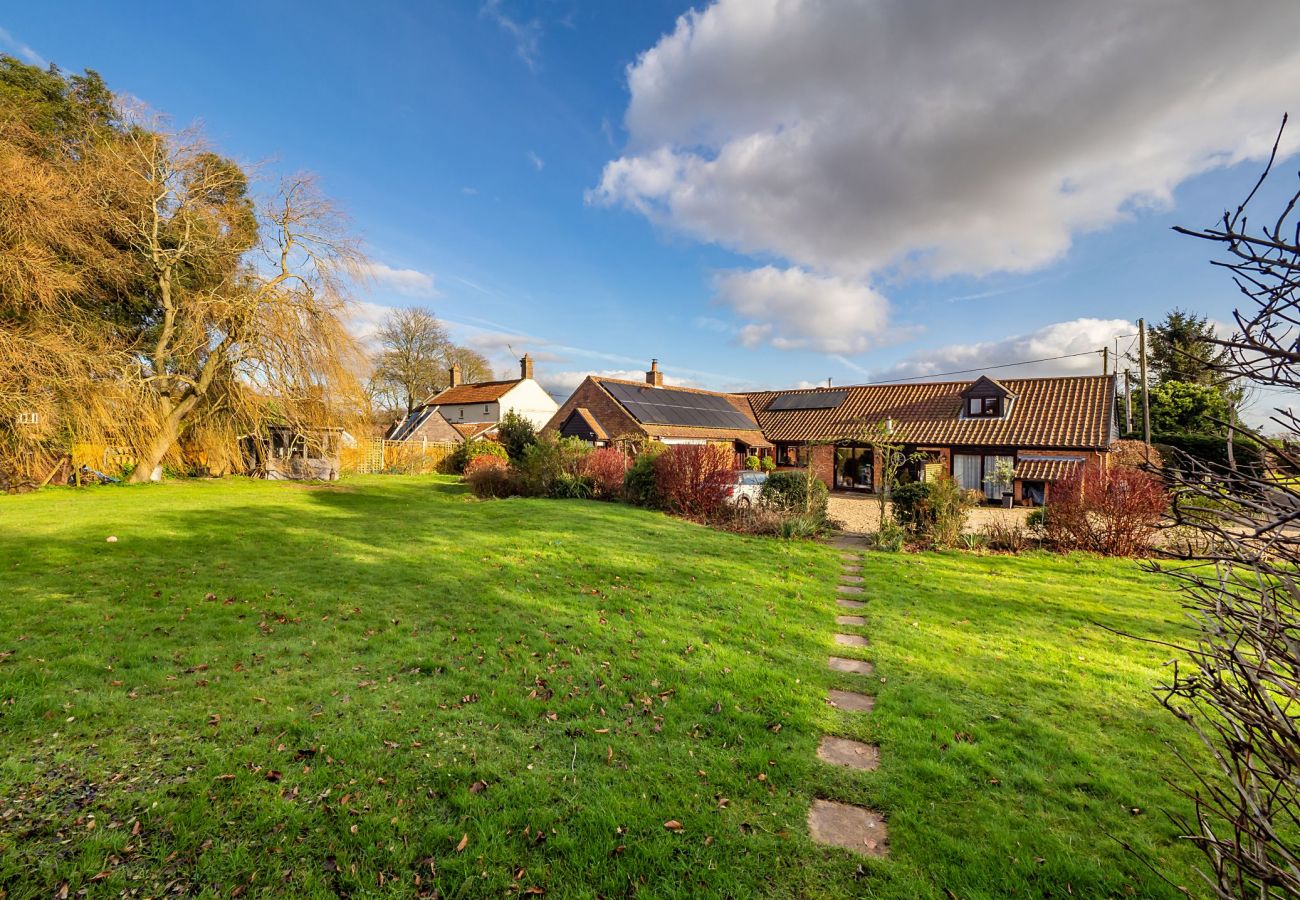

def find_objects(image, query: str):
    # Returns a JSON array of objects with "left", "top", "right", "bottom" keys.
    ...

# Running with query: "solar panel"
[
  {"left": 767, "top": 390, "right": 849, "bottom": 411},
  {"left": 603, "top": 381, "right": 759, "bottom": 430}
]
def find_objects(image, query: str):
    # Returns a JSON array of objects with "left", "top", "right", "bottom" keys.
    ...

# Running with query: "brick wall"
[{"left": 542, "top": 379, "right": 643, "bottom": 443}]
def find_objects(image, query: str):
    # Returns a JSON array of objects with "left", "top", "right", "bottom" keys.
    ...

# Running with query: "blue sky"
[{"left": 4, "top": 1, "right": 1299, "bottom": 423}]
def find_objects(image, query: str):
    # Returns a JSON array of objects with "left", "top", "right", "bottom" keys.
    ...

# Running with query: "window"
[
  {"left": 968, "top": 397, "right": 1001, "bottom": 417},
  {"left": 484, "top": 405, "right": 490, "bottom": 416},
  {"left": 778, "top": 443, "right": 809, "bottom": 466},
  {"left": 457, "top": 407, "right": 464, "bottom": 421}
]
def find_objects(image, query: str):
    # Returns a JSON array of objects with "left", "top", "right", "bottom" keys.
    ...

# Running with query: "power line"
[{"left": 869, "top": 349, "right": 1104, "bottom": 385}]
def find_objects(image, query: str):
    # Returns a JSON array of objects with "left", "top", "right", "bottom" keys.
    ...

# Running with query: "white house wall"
[{"left": 500, "top": 380, "right": 560, "bottom": 430}]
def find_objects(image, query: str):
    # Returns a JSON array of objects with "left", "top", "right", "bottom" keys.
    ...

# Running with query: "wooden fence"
[{"left": 340, "top": 439, "right": 458, "bottom": 475}]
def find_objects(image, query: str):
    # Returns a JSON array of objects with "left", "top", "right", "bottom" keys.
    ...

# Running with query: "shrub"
[
  {"left": 1043, "top": 467, "right": 1167, "bottom": 556},
  {"left": 653, "top": 443, "right": 734, "bottom": 519},
  {"left": 759, "top": 456, "right": 776, "bottom": 473},
  {"left": 981, "top": 520, "right": 1031, "bottom": 552},
  {"left": 1110, "top": 439, "right": 1163, "bottom": 470},
  {"left": 496, "top": 411, "right": 538, "bottom": 461},
  {"left": 1150, "top": 432, "right": 1264, "bottom": 472},
  {"left": 927, "top": 474, "right": 975, "bottom": 547},
  {"left": 450, "top": 438, "right": 508, "bottom": 474},
  {"left": 1026, "top": 507, "right": 1045, "bottom": 530},
  {"left": 623, "top": 447, "right": 664, "bottom": 508},
  {"left": 582, "top": 447, "right": 628, "bottom": 500},
  {"left": 890, "top": 481, "right": 933, "bottom": 532},
  {"left": 891, "top": 476, "right": 975, "bottom": 547},
  {"left": 463, "top": 455, "right": 516, "bottom": 498},
  {"left": 516, "top": 433, "right": 591, "bottom": 497},
  {"left": 743, "top": 455, "right": 761, "bottom": 471},
  {"left": 760, "top": 470, "right": 828, "bottom": 519},
  {"left": 717, "top": 504, "right": 830, "bottom": 540}
]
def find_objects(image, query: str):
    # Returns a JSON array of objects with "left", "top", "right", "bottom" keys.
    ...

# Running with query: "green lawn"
[{"left": 0, "top": 477, "right": 1209, "bottom": 898}]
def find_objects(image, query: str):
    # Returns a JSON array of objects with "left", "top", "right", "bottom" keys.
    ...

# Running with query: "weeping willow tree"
[{"left": 0, "top": 56, "right": 366, "bottom": 485}]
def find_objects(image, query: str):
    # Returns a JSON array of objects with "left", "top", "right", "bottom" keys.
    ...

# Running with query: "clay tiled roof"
[
  {"left": 451, "top": 422, "right": 495, "bottom": 440},
  {"left": 1014, "top": 455, "right": 1085, "bottom": 482},
  {"left": 745, "top": 375, "right": 1115, "bottom": 449},
  {"left": 427, "top": 379, "right": 522, "bottom": 405}
]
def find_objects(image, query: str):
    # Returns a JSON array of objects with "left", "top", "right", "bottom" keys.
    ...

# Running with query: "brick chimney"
[
  {"left": 646, "top": 359, "right": 663, "bottom": 387},
  {"left": 520, "top": 354, "right": 534, "bottom": 380},
  {"left": 449, "top": 363, "right": 463, "bottom": 388}
]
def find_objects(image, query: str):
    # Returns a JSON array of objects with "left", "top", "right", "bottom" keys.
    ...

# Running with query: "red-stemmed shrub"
[
  {"left": 1043, "top": 466, "right": 1167, "bottom": 555},
  {"left": 653, "top": 444, "right": 734, "bottom": 520},
  {"left": 582, "top": 447, "right": 629, "bottom": 500},
  {"left": 463, "top": 454, "right": 515, "bottom": 498}
]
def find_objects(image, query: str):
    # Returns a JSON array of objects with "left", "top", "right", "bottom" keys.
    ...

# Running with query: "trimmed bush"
[
  {"left": 743, "top": 455, "right": 761, "bottom": 471},
  {"left": 759, "top": 456, "right": 776, "bottom": 473},
  {"left": 582, "top": 448, "right": 628, "bottom": 500},
  {"left": 450, "top": 438, "right": 508, "bottom": 474},
  {"left": 1044, "top": 467, "right": 1167, "bottom": 556},
  {"left": 653, "top": 443, "right": 734, "bottom": 519}
]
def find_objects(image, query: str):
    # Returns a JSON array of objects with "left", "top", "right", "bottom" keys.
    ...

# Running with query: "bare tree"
[
  {"left": 370, "top": 307, "right": 451, "bottom": 414},
  {"left": 1151, "top": 117, "right": 1300, "bottom": 898}
]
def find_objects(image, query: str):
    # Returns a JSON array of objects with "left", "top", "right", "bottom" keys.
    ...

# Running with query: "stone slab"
[
  {"left": 840, "top": 574, "right": 864, "bottom": 584},
  {"left": 834, "top": 633, "right": 870, "bottom": 647},
  {"left": 837, "top": 585, "right": 865, "bottom": 595},
  {"left": 818, "top": 735, "right": 880, "bottom": 770},
  {"left": 828, "top": 656, "right": 874, "bottom": 675},
  {"left": 835, "top": 614, "right": 867, "bottom": 626},
  {"left": 827, "top": 688, "right": 875, "bottom": 712},
  {"left": 836, "top": 599, "right": 866, "bottom": 610},
  {"left": 807, "top": 799, "right": 888, "bottom": 857},
  {"left": 841, "top": 564, "right": 862, "bottom": 575}
]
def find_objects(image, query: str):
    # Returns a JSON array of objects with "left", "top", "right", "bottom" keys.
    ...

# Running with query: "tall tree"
[
  {"left": 370, "top": 307, "right": 451, "bottom": 414},
  {"left": 444, "top": 344, "right": 492, "bottom": 384},
  {"left": 1147, "top": 308, "right": 1231, "bottom": 385}
]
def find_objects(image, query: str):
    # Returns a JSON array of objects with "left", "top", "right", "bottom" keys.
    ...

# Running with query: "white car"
[{"left": 724, "top": 470, "right": 768, "bottom": 507}]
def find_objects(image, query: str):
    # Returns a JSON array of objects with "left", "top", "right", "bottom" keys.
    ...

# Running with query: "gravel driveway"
[{"left": 828, "top": 492, "right": 1031, "bottom": 535}]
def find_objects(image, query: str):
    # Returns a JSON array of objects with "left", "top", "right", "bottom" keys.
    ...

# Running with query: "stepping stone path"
[
  {"left": 828, "top": 688, "right": 875, "bottom": 713},
  {"left": 818, "top": 736, "right": 880, "bottom": 770},
  {"left": 807, "top": 800, "right": 888, "bottom": 858},
  {"left": 809, "top": 546, "right": 888, "bottom": 858}
]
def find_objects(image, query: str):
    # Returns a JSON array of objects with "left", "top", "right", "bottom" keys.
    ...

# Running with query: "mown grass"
[{"left": 0, "top": 477, "right": 1208, "bottom": 897}]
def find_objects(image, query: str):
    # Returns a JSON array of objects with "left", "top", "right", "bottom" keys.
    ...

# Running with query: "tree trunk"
[{"left": 128, "top": 396, "right": 196, "bottom": 483}]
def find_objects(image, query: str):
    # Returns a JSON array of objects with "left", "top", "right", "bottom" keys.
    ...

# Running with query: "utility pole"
[
  {"left": 1138, "top": 317, "right": 1151, "bottom": 461},
  {"left": 1123, "top": 370, "right": 1133, "bottom": 434}
]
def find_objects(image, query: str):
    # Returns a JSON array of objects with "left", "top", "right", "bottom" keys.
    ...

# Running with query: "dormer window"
[{"left": 961, "top": 375, "right": 1014, "bottom": 419}]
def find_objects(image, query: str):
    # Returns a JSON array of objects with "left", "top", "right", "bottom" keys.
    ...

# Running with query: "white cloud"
[
  {"left": 0, "top": 27, "right": 47, "bottom": 67},
  {"left": 527, "top": 150, "right": 545, "bottom": 171},
  {"left": 357, "top": 262, "right": 440, "bottom": 298},
  {"left": 482, "top": 0, "right": 542, "bottom": 70},
  {"left": 874, "top": 317, "right": 1133, "bottom": 381},
  {"left": 593, "top": 0, "right": 1300, "bottom": 352},
  {"left": 714, "top": 266, "right": 890, "bottom": 353},
  {"left": 344, "top": 300, "right": 397, "bottom": 346}
]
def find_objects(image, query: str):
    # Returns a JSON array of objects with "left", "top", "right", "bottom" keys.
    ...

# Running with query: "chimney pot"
[
  {"left": 646, "top": 359, "right": 663, "bottom": 387},
  {"left": 520, "top": 354, "right": 534, "bottom": 380},
  {"left": 449, "top": 363, "right": 463, "bottom": 388}
]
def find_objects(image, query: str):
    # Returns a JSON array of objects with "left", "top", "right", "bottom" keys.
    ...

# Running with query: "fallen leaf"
[
  {"left": 469, "top": 780, "right": 488, "bottom": 794},
  {"left": 456, "top": 833, "right": 469, "bottom": 852},
  {"left": 663, "top": 820, "right": 683, "bottom": 832}
]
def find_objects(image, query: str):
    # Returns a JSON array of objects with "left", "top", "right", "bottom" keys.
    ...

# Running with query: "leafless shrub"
[{"left": 1147, "top": 118, "right": 1300, "bottom": 898}]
